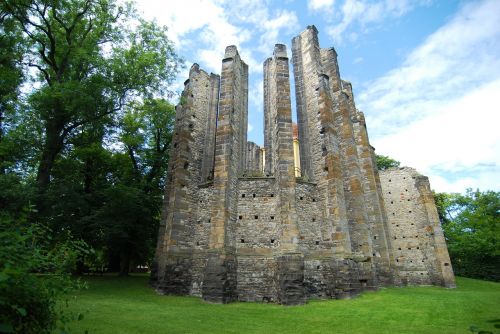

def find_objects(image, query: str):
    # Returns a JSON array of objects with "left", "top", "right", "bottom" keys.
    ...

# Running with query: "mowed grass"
[{"left": 64, "top": 275, "right": 500, "bottom": 334}]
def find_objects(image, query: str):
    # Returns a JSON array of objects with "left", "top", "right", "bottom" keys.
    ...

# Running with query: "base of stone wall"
[
  {"left": 276, "top": 253, "right": 306, "bottom": 305},
  {"left": 154, "top": 257, "right": 193, "bottom": 295},
  {"left": 202, "top": 252, "right": 237, "bottom": 303}
]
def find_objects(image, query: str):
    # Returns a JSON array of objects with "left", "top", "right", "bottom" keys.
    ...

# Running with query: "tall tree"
[
  {"left": 1, "top": 0, "right": 182, "bottom": 194},
  {"left": 436, "top": 189, "right": 500, "bottom": 281}
]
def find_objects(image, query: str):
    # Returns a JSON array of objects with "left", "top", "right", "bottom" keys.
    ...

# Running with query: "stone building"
[{"left": 151, "top": 26, "right": 455, "bottom": 305}]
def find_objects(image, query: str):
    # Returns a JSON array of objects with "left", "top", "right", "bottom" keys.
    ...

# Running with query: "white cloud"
[
  {"left": 308, "top": 0, "right": 335, "bottom": 12},
  {"left": 257, "top": 10, "right": 300, "bottom": 54},
  {"left": 325, "top": 0, "right": 428, "bottom": 44},
  {"left": 360, "top": 0, "right": 500, "bottom": 193}
]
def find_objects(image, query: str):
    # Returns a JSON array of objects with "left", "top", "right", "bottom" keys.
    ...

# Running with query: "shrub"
[{"left": 0, "top": 215, "right": 87, "bottom": 333}]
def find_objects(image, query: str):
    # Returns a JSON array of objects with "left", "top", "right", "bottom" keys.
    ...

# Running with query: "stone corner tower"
[{"left": 151, "top": 26, "right": 455, "bottom": 305}]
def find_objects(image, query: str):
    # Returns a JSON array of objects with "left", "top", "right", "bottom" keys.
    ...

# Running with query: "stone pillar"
[
  {"left": 263, "top": 58, "right": 273, "bottom": 176},
  {"left": 245, "top": 141, "right": 262, "bottom": 174},
  {"left": 415, "top": 176, "right": 456, "bottom": 288},
  {"left": 151, "top": 74, "right": 199, "bottom": 294},
  {"left": 265, "top": 44, "right": 305, "bottom": 305},
  {"left": 202, "top": 46, "right": 247, "bottom": 303},
  {"left": 352, "top": 110, "right": 396, "bottom": 285},
  {"left": 292, "top": 26, "right": 367, "bottom": 297},
  {"left": 201, "top": 73, "right": 221, "bottom": 182}
]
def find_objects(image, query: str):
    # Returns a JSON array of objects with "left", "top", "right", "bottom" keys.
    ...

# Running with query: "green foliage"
[
  {"left": 436, "top": 189, "right": 500, "bottom": 281},
  {"left": 0, "top": 0, "right": 181, "bottom": 277},
  {"left": 375, "top": 154, "right": 401, "bottom": 170},
  {"left": 0, "top": 215, "right": 87, "bottom": 334},
  {"left": 65, "top": 275, "right": 500, "bottom": 334}
]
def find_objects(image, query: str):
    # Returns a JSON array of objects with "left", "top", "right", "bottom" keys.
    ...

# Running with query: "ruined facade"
[{"left": 151, "top": 26, "right": 455, "bottom": 305}]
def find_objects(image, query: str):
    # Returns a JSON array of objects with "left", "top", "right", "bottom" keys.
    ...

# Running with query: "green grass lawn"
[{"left": 63, "top": 275, "right": 500, "bottom": 334}]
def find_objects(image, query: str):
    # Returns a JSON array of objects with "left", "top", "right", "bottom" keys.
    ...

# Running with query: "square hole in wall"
[
  {"left": 240, "top": 239, "right": 245, "bottom": 243},
  {"left": 444, "top": 263, "right": 450, "bottom": 266},
  {"left": 312, "top": 198, "right": 316, "bottom": 202},
  {"left": 398, "top": 247, "right": 401, "bottom": 250},
  {"left": 254, "top": 215, "right": 258, "bottom": 219},
  {"left": 315, "top": 241, "right": 320, "bottom": 245},
  {"left": 270, "top": 194, "right": 274, "bottom": 197},
  {"left": 300, "top": 196, "right": 304, "bottom": 200},
  {"left": 253, "top": 194, "right": 256, "bottom": 198},
  {"left": 317, "top": 265, "right": 320, "bottom": 269},
  {"left": 312, "top": 218, "right": 316, "bottom": 222},
  {"left": 270, "top": 216, "right": 275, "bottom": 220},
  {"left": 241, "top": 194, "right": 245, "bottom": 198},
  {"left": 238, "top": 215, "right": 243, "bottom": 220},
  {"left": 271, "top": 239, "right": 275, "bottom": 244}
]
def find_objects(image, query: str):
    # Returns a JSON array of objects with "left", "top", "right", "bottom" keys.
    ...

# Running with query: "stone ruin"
[{"left": 150, "top": 26, "right": 456, "bottom": 305}]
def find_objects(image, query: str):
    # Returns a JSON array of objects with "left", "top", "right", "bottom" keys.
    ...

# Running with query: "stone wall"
[
  {"left": 379, "top": 167, "right": 455, "bottom": 287},
  {"left": 152, "top": 26, "right": 455, "bottom": 306}
]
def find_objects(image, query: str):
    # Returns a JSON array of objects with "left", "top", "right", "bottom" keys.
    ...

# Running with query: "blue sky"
[{"left": 135, "top": 0, "right": 500, "bottom": 193}]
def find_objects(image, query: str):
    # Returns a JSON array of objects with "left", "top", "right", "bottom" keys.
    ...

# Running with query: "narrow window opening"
[
  {"left": 389, "top": 179, "right": 391, "bottom": 182},
  {"left": 312, "top": 198, "right": 316, "bottom": 202},
  {"left": 374, "top": 236, "right": 377, "bottom": 240},
  {"left": 324, "top": 166, "right": 329, "bottom": 172},
  {"left": 271, "top": 239, "right": 275, "bottom": 244},
  {"left": 253, "top": 193, "right": 256, "bottom": 198},
  {"left": 444, "top": 263, "right": 450, "bottom": 266},
  {"left": 196, "top": 241, "right": 199, "bottom": 246}
]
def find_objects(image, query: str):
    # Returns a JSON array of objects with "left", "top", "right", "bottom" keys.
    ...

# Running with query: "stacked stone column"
[
  {"left": 264, "top": 44, "right": 305, "bottom": 304},
  {"left": 202, "top": 46, "right": 248, "bottom": 303}
]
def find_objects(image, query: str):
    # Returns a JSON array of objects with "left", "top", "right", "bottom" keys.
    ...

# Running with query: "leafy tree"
[
  {"left": 102, "top": 98, "right": 175, "bottom": 275},
  {"left": 1, "top": 0, "right": 182, "bottom": 193},
  {"left": 436, "top": 189, "right": 500, "bottom": 281},
  {"left": 375, "top": 154, "right": 401, "bottom": 170}
]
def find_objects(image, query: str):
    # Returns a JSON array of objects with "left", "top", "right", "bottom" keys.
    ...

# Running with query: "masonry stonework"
[{"left": 151, "top": 26, "right": 455, "bottom": 305}]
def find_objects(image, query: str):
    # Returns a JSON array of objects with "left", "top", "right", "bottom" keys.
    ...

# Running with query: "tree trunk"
[
  {"left": 119, "top": 249, "right": 131, "bottom": 276},
  {"left": 36, "top": 120, "right": 65, "bottom": 190},
  {"left": 0, "top": 108, "right": 5, "bottom": 175}
]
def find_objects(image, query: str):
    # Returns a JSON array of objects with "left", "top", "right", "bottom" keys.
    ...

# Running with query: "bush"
[{"left": 0, "top": 215, "right": 87, "bottom": 333}]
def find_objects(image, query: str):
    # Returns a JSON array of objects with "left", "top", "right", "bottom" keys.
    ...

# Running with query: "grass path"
[{"left": 64, "top": 275, "right": 500, "bottom": 334}]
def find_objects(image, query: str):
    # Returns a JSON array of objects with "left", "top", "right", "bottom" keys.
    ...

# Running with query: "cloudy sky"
[{"left": 135, "top": 0, "right": 500, "bottom": 194}]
